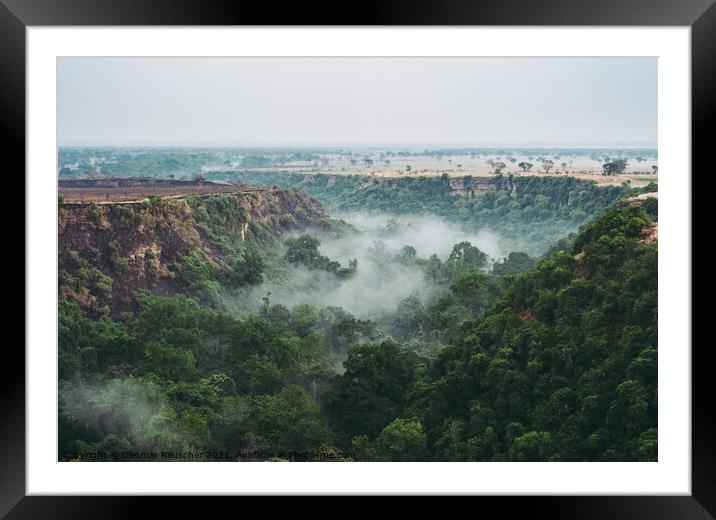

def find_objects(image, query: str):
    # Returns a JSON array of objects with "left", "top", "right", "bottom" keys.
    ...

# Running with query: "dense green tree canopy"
[{"left": 59, "top": 179, "right": 657, "bottom": 462}]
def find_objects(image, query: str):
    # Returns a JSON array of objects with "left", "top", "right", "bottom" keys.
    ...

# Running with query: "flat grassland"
[
  {"left": 370, "top": 169, "right": 657, "bottom": 188},
  {"left": 58, "top": 169, "right": 657, "bottom": 204},
  {"left": 58, "top": 183, "right": 267, "bottom": 204}
]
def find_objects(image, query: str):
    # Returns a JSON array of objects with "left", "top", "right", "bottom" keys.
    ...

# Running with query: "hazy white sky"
[{"left": 58, "top": 57, "right": 657, "bottom": 147}]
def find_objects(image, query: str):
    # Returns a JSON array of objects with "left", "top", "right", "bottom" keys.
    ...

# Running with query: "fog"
[
  {"left": 59, "top": 378, "right": 165, "bottom": 440},
  {"left": 326, "top": 213, "right": 505, "bottom": 262},
  {"left": 234, "top": 213, "right": 507, "bottom": 320}
]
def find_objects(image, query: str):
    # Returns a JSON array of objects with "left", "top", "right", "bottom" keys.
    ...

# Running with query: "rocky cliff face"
[
  {"left": 58, "top": 188, "right": 330, "bottom": 315},
  {"left": 448, "top": 175, "right": 518, "bottom": 198}
]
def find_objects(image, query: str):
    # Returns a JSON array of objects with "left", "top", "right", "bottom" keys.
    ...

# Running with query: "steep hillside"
[
  {"left": 57, "top": 194, "right": 658, "bottom": 462},
  {"left": 58, "top": 188, "right": 333, "bottom": 315},
  {"left": 405, "top": 204, "right": 658, "bottom": 461}
]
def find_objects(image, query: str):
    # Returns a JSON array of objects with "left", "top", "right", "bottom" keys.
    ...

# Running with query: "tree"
[
  {"left": 606, "top": 380, "right": 650, "bottom": 439},
  {"left": 450, "top": 271, "right": 498, "bottom": 314},
  {"left": 289, "top": 303, "right": 321, "bottom": 337},
  {"left": 443, "top": 241, "right": 487, "bottom": 280},
  {"left": 242, "top": 355, "right": 285, "bottom": 395},
  {"left": 492, "top": 161, "right": 507, "bottom": 175},
  {"left": 249, "top": 385, "right": 333, "bottom": 455},
  {"left": 373, "top": 417, "right": 428, "bottom": 461},
  {"left": 284, "top": 234, "right": 322, "bottom": 265},
  {"left": 466, "top": 426, "right": 499, "bottom": 461},
  {"left": 602, "top": 159, "right": 628, "bottom": 176},
  {"left": 144, "top": 339, "right": 198, "bottom": 381},
  {"left": 632, "top": 428, "right": 657, "bottom": 461},
  {"left": 284, "top": 234, "right": 356, "bottom": 278},
  {"left": 508, "top": 431, "right": 559, "bottom": 461},
  {"left": 642, "top": 197, "right": 658, "bottom": 220},
  {"left": 224, "top": 251, "right": 264, "bottom": 288},
  {"left": 492, "top": 252, "right": 537, "bottom": 275},
  {"left": 399, "top": 245, "right": 417, "bottom": 264},
  {"left": 518, "top": 161, "right": 533, "bottom": 172},
  {"left": 542, "top": 159, "right": 554, "bottom": 174},
  {"left": 322, "top": 340, "right": 417, "bottom": 440},
  {"left": 390, "top": 295, "right": 425, "bottom": 338},
  {"left": 239, "top": 250, "right": 264, "bottom": 285}
]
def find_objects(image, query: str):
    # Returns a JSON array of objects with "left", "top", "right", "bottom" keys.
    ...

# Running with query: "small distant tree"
[
  {"left": 193, "top": 175, "right": 206, "bottom": 186},
  {"left": 602, "top": 158, "right": 628, "bottom": 176},
  {"left": 652, "top": 165, "right": 658, "bottom": 174},
  {"left": 405, "top": 165, "right": 412, "bottom": 172},
  {"left": 518, "top": 161, "right": 533, "bottom": 172},
  {"left": 487, "top": 159, "right": 505, "bottom": 175},
  {"left": 542, "top": 159, "right": 554, "bottom": 174},
  {"left": 561, "top": 162, "right": 568, "bottom": 173}
]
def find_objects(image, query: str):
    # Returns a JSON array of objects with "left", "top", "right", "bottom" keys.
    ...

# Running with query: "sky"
[{"left": 57, "top": 57, "right": 657, "bottom": 147}]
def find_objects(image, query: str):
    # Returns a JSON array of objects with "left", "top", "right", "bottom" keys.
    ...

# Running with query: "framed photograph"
[{"left": 4, "top": 0, "right": 709, "bottom": 516}]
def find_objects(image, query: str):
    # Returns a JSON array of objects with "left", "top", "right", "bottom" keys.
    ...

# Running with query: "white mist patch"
[
  {"left": 59, "top": 378, "right": 164, "bottom": 437},
  {"left": 236, "top": 212, "right": 511, "bottom": 321},
  {"left": 328, "top": 212, "right": 506, "bottom": 261},
  {"left": 267, "top": 261, "right": 430, "bottom": 320}
]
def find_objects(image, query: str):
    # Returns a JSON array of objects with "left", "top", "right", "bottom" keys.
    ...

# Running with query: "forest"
[
  {"left": 58, "top": 174, "right": 658, "bottom": 462},
  {"left": 223, "top": 171, "right": 642, "bottom": 255}
]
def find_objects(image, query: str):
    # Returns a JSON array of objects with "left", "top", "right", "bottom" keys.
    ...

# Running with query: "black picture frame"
[{"left": 3, "top": 0, "right": 709, "bottom": 517}]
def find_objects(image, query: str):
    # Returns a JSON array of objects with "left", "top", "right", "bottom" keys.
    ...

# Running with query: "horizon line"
[{"left": 58, "top": 143, "right": 659, "bottom": 149}]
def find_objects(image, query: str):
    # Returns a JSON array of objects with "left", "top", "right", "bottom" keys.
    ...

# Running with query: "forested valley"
[{"left": 58, "top": 174, "right": 658, "bottom": 462}]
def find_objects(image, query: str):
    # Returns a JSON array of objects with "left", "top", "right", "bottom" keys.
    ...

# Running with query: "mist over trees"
[
  {"left": 59, "top": 200, "right": 657, "bottom": 461},
  {"left": 57, "top": 154, "right": 658, "bottom": 462}
]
